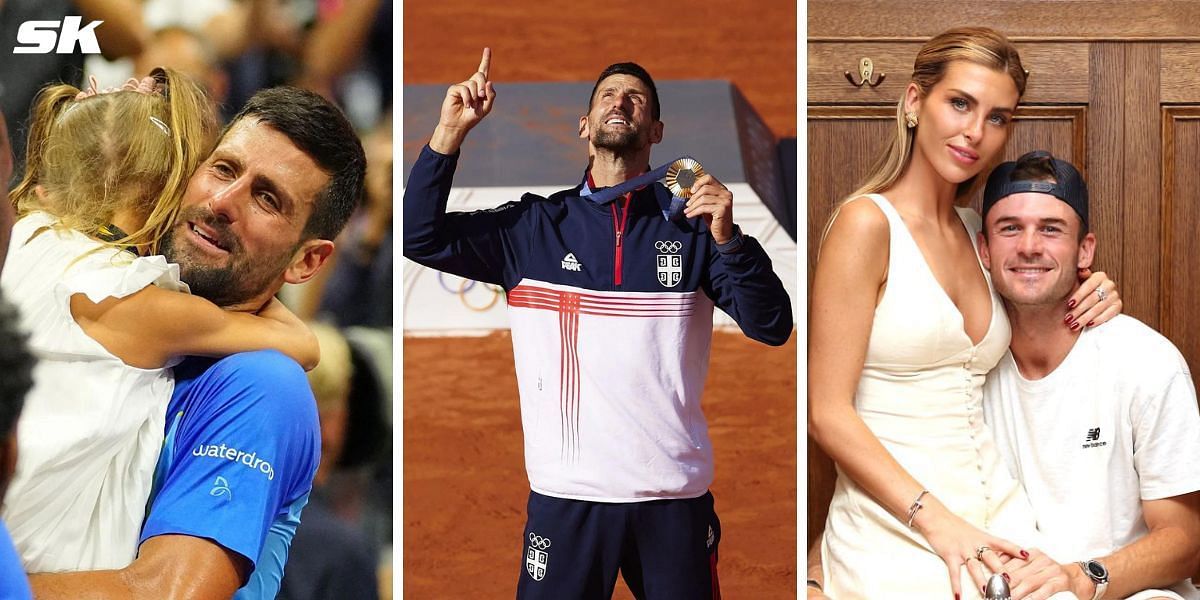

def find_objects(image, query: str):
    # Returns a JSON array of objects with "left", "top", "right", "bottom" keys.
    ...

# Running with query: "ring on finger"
[
  {"left": 975, "top": 546, "right": 991, "bottom": 561},
  {"left": 1096, "top": 286, "right": 1107, "bottom": 302}
]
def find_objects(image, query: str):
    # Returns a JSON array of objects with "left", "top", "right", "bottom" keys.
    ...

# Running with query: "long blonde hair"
[
  {"left": 851, "top": 27, "right": 1027, "bottom": 203},
  {"left": 10, "top": 67, "right": 216, "bottom": 255}
]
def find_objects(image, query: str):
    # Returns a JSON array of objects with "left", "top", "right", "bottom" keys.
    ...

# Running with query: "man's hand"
[
  {"left": 683, "top": 174, "right": 734, "bottom": 244},
  {"left": 429, "top": 47, "right": 496, "bottom": 155},
  {"left": 996, "top": 548, "right": 1091, "bottom": 600}
]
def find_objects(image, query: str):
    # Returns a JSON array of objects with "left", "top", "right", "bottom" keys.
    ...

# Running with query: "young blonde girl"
[{"left": 0, "top": 68, "right": 318, "bottom": 572}]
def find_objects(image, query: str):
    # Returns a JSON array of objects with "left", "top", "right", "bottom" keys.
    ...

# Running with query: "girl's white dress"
[
  {"left": 0, "top": 211, "right": 185, "bottom": 571},
  {"left": 820, "top": 195, "right": 1075, "bottom": 600}
]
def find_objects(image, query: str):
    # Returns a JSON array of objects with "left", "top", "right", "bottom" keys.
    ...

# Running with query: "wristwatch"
[{"left": 1077, "top": 559, "right": 1108, "bottom": 600}]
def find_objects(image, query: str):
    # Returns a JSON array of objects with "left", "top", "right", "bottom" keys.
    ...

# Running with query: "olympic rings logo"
[
  {"left": 436, "top": 272, "right": 504, "bottom": 312},
  {"left": 655, "top": 240, "right": 682, "bottom": 254},
  {"left": 528, "top": 533, "right": 552, "bottom": 550}
]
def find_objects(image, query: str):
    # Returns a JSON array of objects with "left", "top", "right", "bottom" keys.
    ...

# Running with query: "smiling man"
[
  {"left": 27, "top": 86, "right": 365, "bottom": 600},
  {"left": 977, "top": 150, "right": 1200, "bottom": 600},
  {"left": 404, "top": 49, "right": 791, "bottom": 599}
]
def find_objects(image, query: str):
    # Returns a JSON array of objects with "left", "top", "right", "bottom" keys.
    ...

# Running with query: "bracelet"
[
  {"left": 906, "top": 489, "right": 929, "bottom": 528},
  {"left": 806, "top": 579, "right": 823, "bottom": 591}
]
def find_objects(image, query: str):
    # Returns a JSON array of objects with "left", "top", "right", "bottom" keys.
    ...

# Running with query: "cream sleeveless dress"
[{"left": 820, "top": 195, "right": 1075, "bottom": 599}]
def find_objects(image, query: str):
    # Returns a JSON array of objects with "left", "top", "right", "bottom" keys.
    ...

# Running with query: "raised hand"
[
  {"left": 430, "top": 47, "right": 497, "bottom": 154},
  {"left": 683, "top": 174, "right": 735, "bottom": 244}
]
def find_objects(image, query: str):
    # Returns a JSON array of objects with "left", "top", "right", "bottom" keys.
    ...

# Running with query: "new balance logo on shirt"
[
  {"left": 561, "top": 253, "right": 582, "bottom": 272},
  {"left": 1082, "top": 427, "right": 1106, "bottom": 449}
]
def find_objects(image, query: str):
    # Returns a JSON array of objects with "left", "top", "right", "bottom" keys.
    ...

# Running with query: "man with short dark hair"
[
  {"left": 976, "top": 151, "right": 1200, "bottom": 600},
  {"left": 404, "top": 48, "right": 792, "bottom": 598},
  {"left": 27, "top": 85, "right": 366, "bottom": 600}
]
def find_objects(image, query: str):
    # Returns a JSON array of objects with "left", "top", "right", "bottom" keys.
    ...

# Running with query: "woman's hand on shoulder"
[{"left": 1069, "top": 268, "right": 1121, "bottom": 330}]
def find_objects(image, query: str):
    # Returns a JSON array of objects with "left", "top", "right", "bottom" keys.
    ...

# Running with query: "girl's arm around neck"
[{"left": 70, "top": 287, "right": 320, "bottom": 370}]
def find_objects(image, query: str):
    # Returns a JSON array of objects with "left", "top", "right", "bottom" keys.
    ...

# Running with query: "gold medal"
[{"left": 665, "top": 158, "right": 706, "bottom": 199}]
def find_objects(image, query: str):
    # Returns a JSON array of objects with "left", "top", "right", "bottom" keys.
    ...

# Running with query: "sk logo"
[
  {"left": 525, "top": 532, "right": 551, "bottom": 581},
  {"left": 209, "top": 476, "right": 232, "bottom": 500},
  {"left": 14, "top": 17, "right": 103, "bottom": 54},
  {"left": 655, "top": 240, "right": 682, "bottom": 288}
]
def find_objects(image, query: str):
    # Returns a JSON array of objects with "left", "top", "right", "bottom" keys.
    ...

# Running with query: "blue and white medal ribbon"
[{"left": 582, "top": 156, "right": 706, "bottom": 221}]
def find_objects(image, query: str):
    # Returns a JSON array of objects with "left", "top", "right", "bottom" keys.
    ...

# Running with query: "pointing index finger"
[{"left": 478, "top": 47, "right": 492, "bottom": 78}]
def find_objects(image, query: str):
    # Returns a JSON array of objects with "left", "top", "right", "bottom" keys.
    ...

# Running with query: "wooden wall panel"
[
  {"left": 809, "top": 1, "right": 1200, "bottom": 41},
  {"left": 1160, "top": 108, "right": 1200, "bottom": 376},
  {"left": 1161, "top": 44, "right": 1200, "bottom": 103},
  {"left": 1088, "top": 43, "right": 1126, "bottom": 299},
  {"left": 809, "top": 42, "right": 1091, "bottom": 105},
  {"left": 807, "top": 107, "right": 893, "bottom": 275},
  {"left": 1124, "top": 44, "right": 1164, "bottom": 326}
]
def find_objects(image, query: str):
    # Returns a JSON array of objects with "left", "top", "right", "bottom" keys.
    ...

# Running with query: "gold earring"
[{"left": 905, "top": 111, "right": 918, "bottom": 128}]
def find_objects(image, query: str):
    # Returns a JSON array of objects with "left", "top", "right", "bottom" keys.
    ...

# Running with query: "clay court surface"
[{"left": 403, "top": 331, "right": 797, "bottom": 598}]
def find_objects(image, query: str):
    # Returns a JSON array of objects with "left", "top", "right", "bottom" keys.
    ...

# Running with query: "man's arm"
[
  {"left": 29, "top": 535, "right": 245, "bottom": 600},
  {"left": 1004, "top": 494, "right": 1200, "bottom": 599},
  {"left": 1085, "top": 493, "right": 1200, "bottom": 599},
  {"left": 403, "top": 48, "right": 534, "bottom": 285},
  {"left": 698, "top": 211, "right": 793, "bottom": 345}
]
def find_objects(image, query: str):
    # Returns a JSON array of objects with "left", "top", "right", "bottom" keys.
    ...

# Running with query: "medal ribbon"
[{"left": 580, "top": 156, "right": 691, "bottom": 221}]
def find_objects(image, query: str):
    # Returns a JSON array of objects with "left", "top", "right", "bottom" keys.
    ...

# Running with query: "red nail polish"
[
  {"left": 1020, "top": 549, "right": 1029, "bottom": 558},
  {"left": 1071, "top": 322, "right": 1081, "bottom": 331},
  {"left": 982, "top": 585, "right": 987, "bottom": 594},
  {"left": 1068, "top": 298, "right": 1077, "bottom": 309},
  {"left": 1087, "top": 321, "right": 1095, "bottom": 328},
  {"left": 1003, "top": 573, "right": 1011, "bottom": 582},
  {"left": 1064, "top": 314, "right": 1075, "bottom": 325},
  {"left": 955, "top": 595, "right": 960, "bottom": 600}
]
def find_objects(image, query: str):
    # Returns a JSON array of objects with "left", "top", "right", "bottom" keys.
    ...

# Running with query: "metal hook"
[{"left": 845, "top": 57, "right": 886, "bottom": 88}]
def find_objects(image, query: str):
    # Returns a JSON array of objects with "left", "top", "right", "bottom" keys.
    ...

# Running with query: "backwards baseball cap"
[{"left": 982, "top": 150, "right": 1089, "bottom": 230}]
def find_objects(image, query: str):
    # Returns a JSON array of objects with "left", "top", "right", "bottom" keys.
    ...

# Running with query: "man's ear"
[
  {"left": 284, "top": 239, "right": 335, "bottom": 285},
  {"left": 977, "top": 230, "right": 992, "bottom": 270},
  {"left": 1077, "top": 232, "right": 1097, "bottom": 270},
  {"left": 578, "top": 115, "right": 589, "bottom": 139},
  {"left": 650, "top": 120, "right": 664, "bottom": 144}
]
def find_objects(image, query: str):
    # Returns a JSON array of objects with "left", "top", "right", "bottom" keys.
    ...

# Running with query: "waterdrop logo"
[{"left": 192, "top": 442, "right": 276, "bottom": 480}]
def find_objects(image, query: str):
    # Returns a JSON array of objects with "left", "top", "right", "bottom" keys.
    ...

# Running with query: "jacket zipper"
[{"left": 610, "top": 192, "right": 632, "bottom": 286}]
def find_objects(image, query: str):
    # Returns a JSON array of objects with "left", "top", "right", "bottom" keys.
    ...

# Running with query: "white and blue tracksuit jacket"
[{"left": 404, "top": 144, "right": 792, "bottom": 502}]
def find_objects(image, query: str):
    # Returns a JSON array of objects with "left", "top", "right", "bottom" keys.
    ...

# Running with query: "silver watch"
[{"left": 1077, "top": 559, "right": 1108, "bottom": 600}]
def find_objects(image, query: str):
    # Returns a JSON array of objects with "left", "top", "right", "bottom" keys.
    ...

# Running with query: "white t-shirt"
[
  {"left": 984, "top": 314, "right": 1200, "bottom": 600},
  {"left": 0, "top": 212, "right": 186, "bottom": 572}
]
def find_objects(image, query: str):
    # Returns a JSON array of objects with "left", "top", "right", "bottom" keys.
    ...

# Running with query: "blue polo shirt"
[
  {"left": 0, "top": 519, "right": 31, "bottom": 600},
  {"left": 140, "top": 351, "right": 320, "bottom": 599}
]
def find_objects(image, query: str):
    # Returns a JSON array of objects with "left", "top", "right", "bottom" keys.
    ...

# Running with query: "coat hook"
[{"left": 845, "top": 57, "right": 886, "bottom": 87}]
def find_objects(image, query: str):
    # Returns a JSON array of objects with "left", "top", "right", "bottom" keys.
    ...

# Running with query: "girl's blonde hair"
[
  {"left": 10, "top": 67, "right": 216, "bottom": 254},
  {"left": 851, "top": 27, "right": 1028, "bottom": 203}
]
